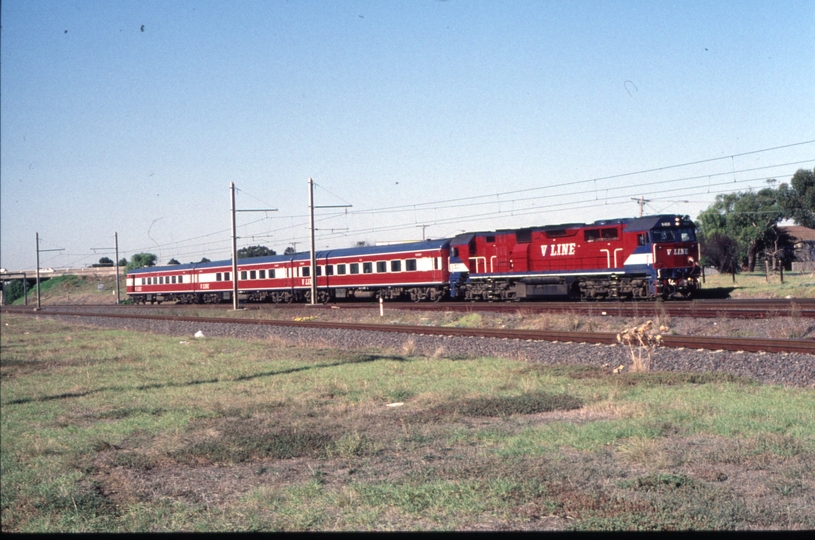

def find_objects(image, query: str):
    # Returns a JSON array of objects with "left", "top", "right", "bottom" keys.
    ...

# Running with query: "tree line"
[{"left": 696, "top": 168, "right": 814, "bottom": 273}]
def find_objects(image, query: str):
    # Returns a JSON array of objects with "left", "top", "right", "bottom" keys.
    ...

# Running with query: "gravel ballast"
[{"left": 27, "top": 312, "right": 815, "bottom": 388}]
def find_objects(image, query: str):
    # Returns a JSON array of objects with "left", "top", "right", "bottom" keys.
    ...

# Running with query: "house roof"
[{"left": 780, "top": 225, "right": 815, "bottom": 243}]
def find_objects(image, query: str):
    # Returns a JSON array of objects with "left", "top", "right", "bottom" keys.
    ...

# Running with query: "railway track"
[
  {"left": 3, "top": 307, "right": 813, "bottom": 355},
  {"left": 13, "top": 298, "right": 814, "bottom": 319}
]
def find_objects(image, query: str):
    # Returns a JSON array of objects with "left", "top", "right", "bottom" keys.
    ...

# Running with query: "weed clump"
[
  {"left": 170, "top": 429, "right": 334, "bottom": 465},
  {"left": 430, "top": 391, "right": 582, "bottom": 418},
  {"left": 617, "top": 320, "right": 666, "bottom": 372}
]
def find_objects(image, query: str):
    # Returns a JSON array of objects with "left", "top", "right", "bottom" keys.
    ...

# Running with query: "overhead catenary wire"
[{"left": 48, "top": 140, "right": 814, "bottom": 267}]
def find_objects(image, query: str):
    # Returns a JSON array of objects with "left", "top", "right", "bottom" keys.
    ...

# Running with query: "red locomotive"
[{"left": 126, "top": 214, "right": 700, "bottom": 304}]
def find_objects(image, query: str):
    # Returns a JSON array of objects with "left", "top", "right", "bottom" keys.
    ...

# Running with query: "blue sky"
[{"left": 2, "top": 0, "right": 813, "bottom": 270}]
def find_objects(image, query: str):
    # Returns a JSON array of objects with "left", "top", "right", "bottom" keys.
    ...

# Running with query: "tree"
[
  {"left": 126, "top": 253, "right": 157, "bottom": 271},
  {"left": 167, "top": 258, "right": 180, "bottom": 265},
  {"left": 696, "top": 188, "right": 783, "bottom": 271},
  {"left": 778, "top": 168, "right": 815, "bottom": 228},
  {"left": 237, "top": 245, "right": 276, "bottom": 258},
  {"left": 3, "top": 280, "right": 27, "bottom": 305},
  {"left": 118, "top": 258, "right": 128, "bottom": 267},
  {"left": 699, "top": 233, "right": 739, "bottom": 275},
  {"left": 98, "top": 257, "right": 113, "bottom": 266},
  {"left": 283, "top": 246, "right": 296, "bottom": 255},
  {"left": 199, "top": 257, "right": 210, "bottom": 263}
]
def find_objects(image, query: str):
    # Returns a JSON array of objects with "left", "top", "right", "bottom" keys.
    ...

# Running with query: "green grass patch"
[{"left": 2, "top": 313, "right": 814, "bottom": 532}]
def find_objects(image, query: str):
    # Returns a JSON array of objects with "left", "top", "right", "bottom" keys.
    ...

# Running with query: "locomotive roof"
[
  {"left": 127, "top": 239, "right": 451, "bottom": 274},
  {"left": 450, "top": 215, "right": 694, "bottom": 242}
]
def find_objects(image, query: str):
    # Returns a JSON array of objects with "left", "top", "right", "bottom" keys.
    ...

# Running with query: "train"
[{"left": 126, "top": 214, "right": 702, "bottom": 304}]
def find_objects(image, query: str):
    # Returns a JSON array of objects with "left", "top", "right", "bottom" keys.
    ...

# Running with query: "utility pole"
[
  {"left": 35, "top": 233, "right": 64, "bottom": 310},
  {"left": 417, "top": 224, "right": 429, "bottom": 241},
  {"left": 631, "top": 197, "right": 650, "bottom": 218},
  {"left": 230, "top": 182, "right": 278, "bottom": 310},
  {"left": 114, "top": 232, "right": 120, "bottom": 304},
  {"left": 308, "top": 178, "right": 352, "bottom": 305},
  {"left": 91, "top": 232, "right": 122, "bottom": 304}
]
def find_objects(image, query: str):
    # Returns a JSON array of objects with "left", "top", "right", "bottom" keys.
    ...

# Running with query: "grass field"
[
  {"left": 698, "top": 271, "right": 815, "bottom": 299},
  {"left": 2, "top": 314, "right": 813, "bottom": 531}
]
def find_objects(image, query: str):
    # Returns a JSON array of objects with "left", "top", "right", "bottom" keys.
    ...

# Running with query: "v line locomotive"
[{"left": 126, "top": 214, "right": 702, "bottom": 304}]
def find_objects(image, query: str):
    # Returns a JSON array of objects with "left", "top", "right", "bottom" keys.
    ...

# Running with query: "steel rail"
[{"left": 4, "top": 308, "right": 813, "bottom": 354}]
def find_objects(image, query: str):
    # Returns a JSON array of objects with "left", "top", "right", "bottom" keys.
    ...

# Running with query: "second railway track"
[{"left": 4, "top": 307, "right": 813, "bottom": 355}]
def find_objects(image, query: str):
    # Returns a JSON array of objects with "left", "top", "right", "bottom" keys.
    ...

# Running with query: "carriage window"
[
  {"left": 325, "top": 265, "right": 334, "bottom": 276},
  {"left": 250, "top": 270, "right": 256, "bottom": 280},
  {"left": 216, "top": 273, "right": 222, "bottom": 281},
  {"left": 302, "top": 266, "right": 310, "bottom": 277},
  {"left": 224, "top": 272, "right": 230, "bottom": 281},
  {"left": 316, "top": 266, "right": 322, "bottom": 276},
  {"left": 239, "top": 271, "right": 246, "bottom": 280},
  {"left": 171, "top": 276, "right": 176, "bottom": 284},
  {"left": 391, "top": 260, "right": 401, "bottom": 272},
  {"left": 601, "top": 228, "right": 619, "bottom": 241},
  {"left": 259, "top": 270, "right": 266, "bottom": 279},
  {"left": 376, "top": 261, "right": 387, "bottom": 273},
  {"left": 435, "top": 257, "right": 440, "bottom": 270},
  {"left": 584, "top": 229, "right": 601, "bottom": 242},
  {"left": 179, "top": 276, "right": 184, "bottom": 284},
  {"left": 269, "top": 269, "right": 275, "bottom": 279},
  {"left": 350, "top": 263, "right": 359, "bottom": 274},
  {"left": 363, "top": 262, "right": 373, "bottom": 274},
  {"left": 337, "top": 264, "right": 347, "bottom": 275},
  {"left": 406, "top": 259, "right": 417, "bottom": 271}
]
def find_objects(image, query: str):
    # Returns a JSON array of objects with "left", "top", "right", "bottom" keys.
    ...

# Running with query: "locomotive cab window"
[
  {"left": 601, "top": 228, "right": 619, "bottom": 241},
  {"left": 637, "top": 233, "right": 647, "bottom": 246},
  {"left": 406, "top": 259, "right": 417, "bottom": 271},
  {"left": 584, "top": 229, "right": 600, "bottom": 242},
  {"left": 376, "top": 261, "right": 387, "bottom": 273}
]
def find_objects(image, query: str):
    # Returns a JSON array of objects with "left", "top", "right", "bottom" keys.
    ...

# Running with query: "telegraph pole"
[
  {"left": 114, "top": 232, "right": 120, "bottom": 304},
  {"left": 91, "top": 232, "right": 122, "bottom": 304},
  {"left": 35, "top": 233, "right": 64, "bottom": 310},
  {"left": 632, "top": 197, "right": 650, "bottom": 218},
  {"left": 308, "top": 178, "right": 352, "bottom": 305},
  {"left": 230, "top": 182, "right": 277, "bottom": 310}
]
